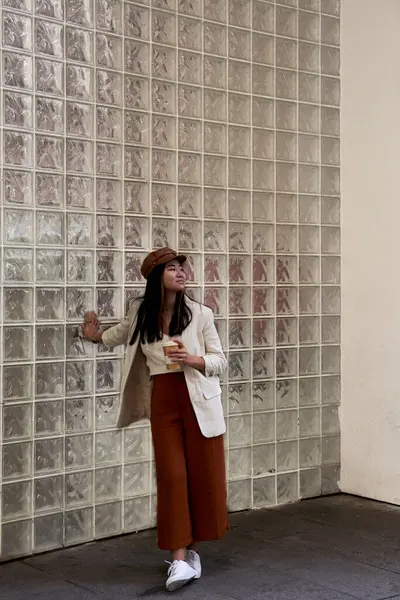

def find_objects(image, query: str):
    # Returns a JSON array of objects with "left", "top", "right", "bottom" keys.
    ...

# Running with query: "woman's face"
[{"left": 162, "top": 259, "right": 187, "bottom": 292}]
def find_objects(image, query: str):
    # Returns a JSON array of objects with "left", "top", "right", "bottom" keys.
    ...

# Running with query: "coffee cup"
[{"left": 162, "top": 340, "right": 182, "bottom": 371}]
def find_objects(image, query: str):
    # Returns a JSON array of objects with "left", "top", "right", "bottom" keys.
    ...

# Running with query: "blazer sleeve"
[
  {"left": 101, "top": 301, "right": 139, "bottom": 349},
  {"left": 201, "top": 306, "right": 228, "bottom": 377}
]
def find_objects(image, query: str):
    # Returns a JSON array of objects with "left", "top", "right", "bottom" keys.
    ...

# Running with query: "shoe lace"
[{"left": 165, "top": 559, "right": 179, "bottom": 576}]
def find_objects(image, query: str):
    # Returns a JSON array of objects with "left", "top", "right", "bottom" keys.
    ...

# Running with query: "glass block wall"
[{"left": 0, "top": 0, "right": 341, "bottom": 559}]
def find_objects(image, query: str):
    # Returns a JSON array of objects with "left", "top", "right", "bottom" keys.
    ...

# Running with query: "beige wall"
[{"left": 341, "top": 0, "right": 400, "bottom": 504}]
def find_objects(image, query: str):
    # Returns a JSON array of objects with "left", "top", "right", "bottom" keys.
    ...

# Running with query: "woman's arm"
[
  {"left": 170, "top": 307, "right": 227, "bottom": 376},
  {"left": 81, "top": 302, "right": 139, "bottom": 348}
]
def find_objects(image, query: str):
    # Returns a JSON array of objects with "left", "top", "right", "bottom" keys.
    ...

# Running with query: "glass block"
[
  {"left": 178, "top": 187, "right": 201, "bottom": 218},
  {"left": 66, "top": 64, "right": 91, "bottom": 100},
  {"left": 36, "top": 249, "right": 64, "bottom": 283},
  {"left": 321, "top": 75, "right": 340, "bottom": 106},
  {"left": 228, "top": 479, "right": 251, "bottom": 511},
  {"left": 34, "top": 437, "right": 63, "bottom": 473},
  {"left": 204, "top": 22, "right": 226, "bottom": 56},
  {"left": 252, "top": 1, "right": 273, "bottom": 33},
  {"left": 2, "top": 520, "right": 32, "bottom": 558},
  {"left": 275, "top": 316, "right": 296, "bottom": 346},
  {"left": 322, "top": 405, "right": 339, "bottom": 436},
  {"left": 203, "top": 55, "right": 226, "bottom": 89},
  {"left": 96, "top": 359, "right": 120, "bottom": 392},
  {"left": 252, "top": 318, "right": 273, "bottom": 347},
  {"left": 276, "top": 348, "right": 297, "bottom": 378},
  {"left": 96, "top": 466, "right": 122, "bottom": 501},
  {"left": 254, "top": 192, "right": 274, "bottom": 223},
  {"left": 96, "top": 33, "right": 122, "bottom": 70},
  {"left": 35, "top": 362, "right": 64, "bottom": 398},
  {"left": 34, "top": 513, "right": 63, "bottom": 552},
  {"left": 3, "top": 13, "right": 32, "bottom": 51},
  {"left": 4, "top": 52, "right": 33, "bottom": 90},
  {"left": 229, "top": 93, "right": 250, "bottom": 125},
  {"left": 4, "top": 170, "right": 33, "bottom": 206},
  {"left": 299, "top": 105, "right": 319, "bottom": 136},
  {"left": 253, "top": 255, "right": 273, "bottom": 284},
  {"left": 252, "top": 382, "right": 274, "bottom": 413},
  {"left": 152, "top": 45, "right": 176, "bottom": 81},
  {"left": 202, "top": 0, "right": 224, "bottom": 20},
  {"left": 229, "top": 415, "right": 252, "bottom": 447},
  {"left": 3, "top": 326, "right": 32, "bottom": 362},
  {"left": 276, "top": 194, "right": 296, "bottom": 223},
  {"left": 322, "top": 376, "right": 340, "bottom": 406},
  {"left": 177, "top": 84, "right": 200, "bottom": 118},
  {"left": 321, "top": 256, "right": 340, "bottom": 284},
  {"left": 97, "top": 142, "right": 122, "bottom": 176},
  {"left": 276, "top": 439, "right": 298, "bottom": 472},
  {"left": 322, "top": 464, "right": 340, "bottom": 494},
  {"left": 66, "top": 434, "right": 93, "bottom": 468},
  {"left": 95, "top": 431, "right": 121, "bottom": 465},
  {"left": 36, "top": 135, "right": 63, "bottom": 171},
  {"left": 277, "top": 256, "right": 297, "bottom": 284},
  {"left": 253, "top": 412, "right": 274, "bottom": 444},
  {"left": 299, "top": 346, "right": 319, "bottom": 375},
  {"left": 276, "top": 4, "right": 297, "bottom": 36},
  {"left": 4, "top": 131, "right": 33, "bottom": 167},
  {"left": 203, "top": 287, "right": 226, "bottom": 316},
  {"left": 277, "top": 472, "right": 299, "bottom": 504},
  {"left": 97, "top": 250, "right": 122, "bottom": 282},
  {"left": 3, "top": 404, "right": 33, "bottom": 440},
  {"left": 178, "top": 16, "right": 202, "bottom": 51},
  {"left": 35, "top": 97, "right": 64, "bottom": 135},
  {"left": 66, "top": 176, "right": 92, "bottom": 210},
  {"left": 299, "top": 11, "right": 320, "bottom": 43},
  {"left": 276, "top": 69, "right": 297, "bottom": 100},
  {"left": 321, "top": 226, "right": 340, "bottom": 254},
  {"left": 4, "top": 91, "right": 33, "bottom": 130},
  {"left": 177, "top": 220, "right": 200, "bottom": 251},
  {"left": 253, "top": 287, "right": 274, "bottom": 316},
  {"left": 253, "top": 349, "right": 273, "bottom": 379},
  {"left": 299, "top": 225, "right": 319, "bottom": 253},
  {"left": 95, "top": 501, "right": 122, "bottom": 538},
  {"left": 35, "top": 19, "right": 63, "bottom": 59},
  {"left": 229, "top": 447, "right": 251, "bottom": 480},
  {"left": 3, "top": 481, "right": 32, "bottom": 520},
  {"left": 96, "top": 215, "right": 121, "bottom": 247},
  {"left": 178, "top": 153, "right": 201, "bottom": 184},
  {"left": 229, "top": 60, "right": 250, "bottom": 94},
  {"left": 3, "top": 441, "right": 32, "bottom": 479},
  {"left": 65, "top": 507, "right": 93, "bottom": 545},
  {"left": 321, "top": 137, "right": 340, "bottom": 167},
  {"left": 321, "top": 345, "right": 340, "bottom": 375},
  {"left": 176, "top": 120, "right": 200, "bottom": 152},
  {"left": 36, "top": 287, "right": 64, "bottom": 320},
  {"left": 125, "top": 75, "right": 149, "bottom": 110},
  {"left": 204, "top": 156, "right": 226, "bottom": 187},
  {"left": 321, "top": 47, "right": 340, "bottom": 77},
  {"left": 95, "top": 395, "right": 119, "bottom": 430},
  {"left": 275, "top": 379, "right": 296, "bottom": 410},
  {"left": 253, "top": 443, "right": 275, "bottom": 478},
  {"left": 276, "top": 38, "right": 297, "bottom": 70},
  {"left": 299, "top": 195, "right": 319, "bottom": 224},
  {"left": 252, "top": 32, "right": 273, "bottom": 65},
  {"left": 276, "top": 162, "right": 296, "bottom": 193},
  {"left": 229, "top": 158, "right": 250, "bottom": 189},
  {"left": 152, "top": 115, "right": 175, "bottom": 148},
  {"left": 66, "top": 288, "right": 93, "bottom": 321},
  {"left": 4, "top": 209, "right": 33, "bottom": 244},
  {"left": 4, "top": 248, "right": 33, "bottom": 282},
  {"left": 122, "top": 185, "right": 147, "bottom": 217},
  {"left": 252, "top": 97, "right": 273, "bottom": 129},
  {"left": 299, "top": 256, "right": 319, "bottom": 284},
  {"left": 322, "top": 435, "right": 340, "bottom": 465},
  {"left": 299, "top": 73, "right": 320, "bottom": 104},
  {"left": 97, "top": 107, "right": 122, "bottom": 141},
  {"left": 66, "top": 26, "right": 92, "bottom": 64},
  {"left": 65, "top": 470, "right": 92, "bottom": 508},
  {"left": 276, "top": 409, "right": 298, "bottom": 441},
  {"left": 253, "top": 160, "right": 274, "bottom": 191},
  {"left": 66, "top": 361, "right": 92, "bottom": 396},
  {"left": 152, "top": 10, "right": 176, "bottom": 45},
  {"left": 296, "top": 380, "right": 318, "bottom": 412}
]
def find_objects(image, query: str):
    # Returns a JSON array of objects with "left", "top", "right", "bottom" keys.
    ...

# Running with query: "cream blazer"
[{"left": 102, "top": 298, "right": 227, "bottom": 438}]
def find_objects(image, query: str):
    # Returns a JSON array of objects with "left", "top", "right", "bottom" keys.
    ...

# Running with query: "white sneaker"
[
  {"left": 165, "top": 560, "right": 197, "bottom": 592},
  {"left": 186, "top": 549, "right": 201, "bottom": 579}
]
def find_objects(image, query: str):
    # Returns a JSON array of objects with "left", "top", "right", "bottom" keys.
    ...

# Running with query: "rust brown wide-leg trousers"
[{"left": 151, "top": 372, "right": 229, "bottom": 551}]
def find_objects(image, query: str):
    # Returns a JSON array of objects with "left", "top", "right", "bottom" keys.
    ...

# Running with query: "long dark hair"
[{"left": 129, "top": 263, "right": 193, "bottom": 345}]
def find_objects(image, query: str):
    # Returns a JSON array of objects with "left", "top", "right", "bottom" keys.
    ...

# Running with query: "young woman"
[{"left": 81, "top": 247, "right": 229, "bottom": 592}]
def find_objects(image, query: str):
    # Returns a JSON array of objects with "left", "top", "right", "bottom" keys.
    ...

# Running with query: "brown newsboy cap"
[{"left": 140, "top": 247, "right": 187, "bottom": 279}]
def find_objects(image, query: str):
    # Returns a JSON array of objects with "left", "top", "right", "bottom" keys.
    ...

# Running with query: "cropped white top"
[{"left": 140, "top": 335, "right": 182, "bottom": 376}]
